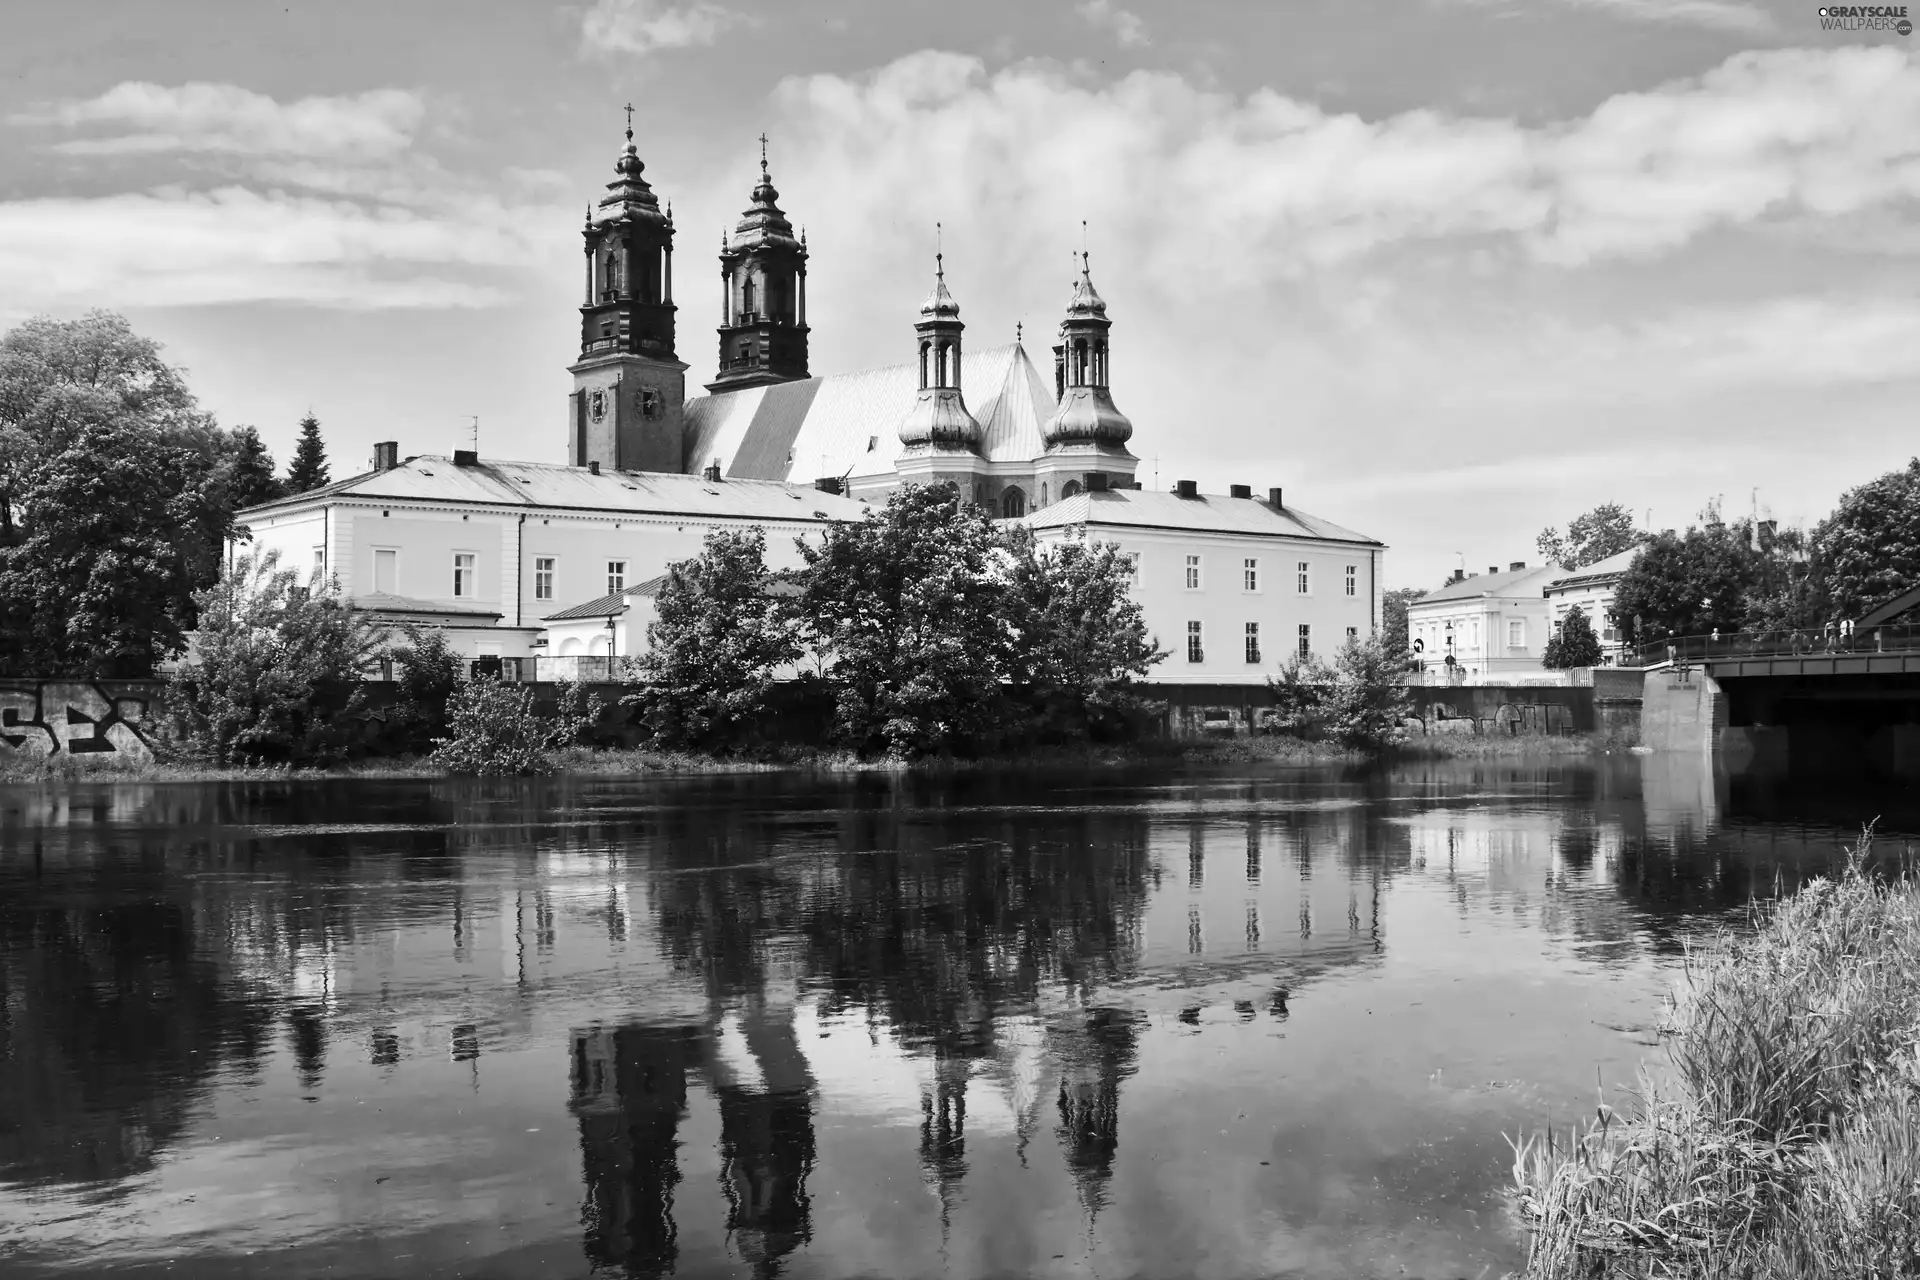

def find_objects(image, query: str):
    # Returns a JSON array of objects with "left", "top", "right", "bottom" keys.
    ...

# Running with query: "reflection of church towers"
[
  {"left": 1051, "top": 1007, "right": 1141, "bottom": 1221},
  {"left": 918, "top": 1052, "right": 970, "bottom": 1233},
  {"left": 570, "top": 1025, "right": 696, "bottom": 1278},
  {"left": 714, "top": 1005, "right": 816, "bottom": 1278}
]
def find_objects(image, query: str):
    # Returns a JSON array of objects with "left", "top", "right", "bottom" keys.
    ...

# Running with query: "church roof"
[
  {"left": 683, "top": 342, "right": 1055, "bottom": 484},
  {"left": 235, "top": 455, "right": 873, "bottom": 523},
  {"left": 1023, "top": 489, "right": 1383, "bottom": 546}
]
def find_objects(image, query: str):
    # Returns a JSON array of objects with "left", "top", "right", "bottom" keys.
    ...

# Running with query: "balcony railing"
[{"left": 1622, "top": 624, "right": 1920, "bottom": 667}]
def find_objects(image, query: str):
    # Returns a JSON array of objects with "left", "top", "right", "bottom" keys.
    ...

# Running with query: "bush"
[
  {"left": 430, "top": 677, "right": 602, "bottom": 776},
  {"left": 383, "top": 623, "right": 463, "bottom": 753},
  {"left": 1263, "top": 636, "right": 1412, "bottom": 754},
  {"left": 1541, "top": 605, "right": 1603, "bottom": 670},
  {"left": 167, "top": 550, "right": 385, "bottom": 766}
]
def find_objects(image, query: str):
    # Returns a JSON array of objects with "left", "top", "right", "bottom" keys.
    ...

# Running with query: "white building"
[
  {"left": 1542, "top": 547, "right": 1638, "bottom": 664},
  {"left": 1025, "top": 483, "right": 1382, "bottom": 684},
  {"left": 1404, "top": 563, "right": 1561, "bottom": 684}
]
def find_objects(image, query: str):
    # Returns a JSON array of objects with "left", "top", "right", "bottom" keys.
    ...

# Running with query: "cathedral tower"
[
  {"left": 894, "top": 249, "right": 986, "bottom": 496},
  {"left": 568, "top": 116, "right": 688, "bottom": 474},
  {"left": 1037, "top": 252, "right": 1137, "bottom": 501},
  {"left": 708, "top": 138, "right": 811, "bottom": 393}
]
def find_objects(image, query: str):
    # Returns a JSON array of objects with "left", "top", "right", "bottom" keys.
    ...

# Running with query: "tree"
[
  {"left": 1535, "top": 503, "right": 1648, "bottom": 571},
  {"left": 799, "top": 483, "right": 1008, "bottom": 757},
  {"left": 1808, "top": 458, "right": 1920, "bottom": 621},
  {"left": 384, "top": 623, "right": 463, "bottom": 753},
  {"left": 1264, "top": 636, "right": 1412, "bottom": 753},
  {"left": 625, "top": 527, "right": 803, "bottom": 753},
  {"left": 167, "top": 550, "right": 386, "bottom": 765},
  {"left": 222, "top": 425, "right": 284, "bottom": 511},
  {"left": 1541, "top": 606, "right": 1603, "bottom": 669},
  {"left": 286, "top": 414, "right": 330, "bottom": 494},
  {"left": 430, "top": 677, "right": 601, "bottom": 776},
  {"left": 1611, "top": 521, "right": 1761, "bottom": 644},
  {"left": 1381, "top": 587, "right": 1427, "bottom": 661},
  {"left": 1001, "top": 526, "right": 1167, "bottom": 741}
]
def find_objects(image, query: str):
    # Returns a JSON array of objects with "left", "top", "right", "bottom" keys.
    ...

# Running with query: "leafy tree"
[
  {"left": 1535, "top": 503, "right": 1648, "bottom": 571},
  {"left": 431, "top": 677, "right": 601, "bottom": 776},
  {"left": 799, "top": 483, "right": 1008, "bottom": 757},
  {"left": 286, "top": 413, "right": 330, "bottom": 494},
  {"left": 1001, "top": 526, "right": 1167, "bottom": 741},
  {"left": 625, "top": 527, "right": 803, "bottom": 752},
  {"left": 1612, "top": 520, "right": 1762, "bottom": 644},
  {"left": 384, "top": 623, "right": 463, "bottom": 753},
  {"left": 1541, "top": 605, "right": 1604, "bottom": 669},
  {"left": 1808, "top": 458, "right": 1920, "bottom": 621},
  {"left": 222, "top": 424, "right": 285, "bottom": 510},
  {"left": 167, "top": 549, "right": 386, "bottom": 765},
  {"left": 1381, "top": 587, "right": 1427, "bottom": 660},
  {"left": 1264, "top": 636, "right": 1412, "bottom": 753}
]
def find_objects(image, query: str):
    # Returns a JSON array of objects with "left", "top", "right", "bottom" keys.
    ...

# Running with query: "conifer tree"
[
  {"left": 224, "top": 424, "right": 284, "bottom": 509},
  {"left": 286, "top": 414, "right": 330, "bottom": 493},
  {"left": 1542, "top": 606, "right": 1604, "bottom": 669}
]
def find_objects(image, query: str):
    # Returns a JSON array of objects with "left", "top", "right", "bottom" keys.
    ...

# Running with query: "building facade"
[
  {"left": 1542, "top": 547, "right": 1638, "bottom": 665},
  {"left": 1405, "top": 563, "right": 1561, "bottom": 684}
]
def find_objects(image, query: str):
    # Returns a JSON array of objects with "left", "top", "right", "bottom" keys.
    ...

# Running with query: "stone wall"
[
  {"left": 0, "top": 680, "right": 167, "bottom": 766},
  {"left": 1638, "top": 666, "right": 1726, "bottom": 753},
  {"left": 1398, "top": 685, "right": 1595, "bottom": 737}
]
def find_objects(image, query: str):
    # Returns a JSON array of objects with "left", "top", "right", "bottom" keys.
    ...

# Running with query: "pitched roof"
[
  {"left": 237, "top": 456, "right": 873, "bottom": 523},
  {"left": 352, "top": 591, "right": 502, "bottom": 619},
  {"left": 1415, "top": 564, "right": 1563, "bottom": 605},
  {"left": 683, "top": 342, "right": 1056, "bottom": 484},
  {"left": 1021, "top": 489, "right": 1382, "bottom": 546},
  {"left": 1544, "top": 546, "right": 1641, "bottom": 592},
  {"left": 544, "top": 575, "right": 668, "bottom": 622}
]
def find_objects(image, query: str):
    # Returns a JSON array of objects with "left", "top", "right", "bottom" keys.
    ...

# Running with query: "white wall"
[
  {"left": 1406, "top": 592, "right": 1555, "bottom": 681},
  {"left": 1547, "top": 580, "right": 1626, "bottom": 662},
  {"left": 1036, "top": 525, "right": 1379, "bottom": 685}
]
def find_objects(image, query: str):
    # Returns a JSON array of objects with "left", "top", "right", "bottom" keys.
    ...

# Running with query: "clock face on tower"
[{"left": 587, "top": 388, "right": 609, "bottom": 423}]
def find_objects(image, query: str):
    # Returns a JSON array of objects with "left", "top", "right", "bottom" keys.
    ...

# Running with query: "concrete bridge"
[{"left": 1632, "top": 622, "right": 1920, "bottom": 774}]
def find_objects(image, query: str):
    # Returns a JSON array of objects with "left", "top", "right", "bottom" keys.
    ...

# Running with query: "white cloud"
[
  {"left": 1076, "top": 0, "right": 1150, "bottom": 47},
  {"left": 12, "top": 82, "right": 424, "bottom": 158},
  {"left": 579, "top": 0, "right": 745, "bottom": 57},
  {"left": 1461, "top": 0, "right": 1777, "bottom": 33}
]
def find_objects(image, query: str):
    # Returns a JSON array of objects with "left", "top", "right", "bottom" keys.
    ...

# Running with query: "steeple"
[
  {"left": 896, "top": 244, "right": 984, "bottom": 455},
  {"left": 1042, "top": 250, "right": 1133, "bottom": 452},
  {"left": 567, "top": 111, "right": 689, "bottom": 474},
  {"left": 708, "top": 135, "right": 811, "bottom": 392}
]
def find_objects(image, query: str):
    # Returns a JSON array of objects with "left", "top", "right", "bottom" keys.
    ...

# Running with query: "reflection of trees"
[{"left": 1051, "top": 1007, "right": 1141, "bottom": 1221}]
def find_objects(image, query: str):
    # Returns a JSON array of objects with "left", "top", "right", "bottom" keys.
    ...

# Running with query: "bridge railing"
[{"left": 1624, "top": 623, "right": 1920, "bottom": 668}]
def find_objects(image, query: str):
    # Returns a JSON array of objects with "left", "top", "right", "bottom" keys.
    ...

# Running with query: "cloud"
[
  {"left": 12, "top": 82, "right": 424, "bottom": 158},
  {"left": 1076, "top": 0, "right": 1150, "bottom": 47},
  {"left": 579, "top": 0, "right": 745, "bottom": 57},
  {"left": 1458, "top": 0, "right": 1777, "bottom": 33}
]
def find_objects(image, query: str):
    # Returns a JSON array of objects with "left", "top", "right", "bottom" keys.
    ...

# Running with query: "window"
[
  {"left": 1001, "top": 488, "right": 1026, "bottom": 518},
  {"left": 535, "top": 557, "right": 555, "bottom": 601},
  {"left": 1187, "top": 621, "right": 1204, "bottom": 663},
  {"left": 452, "top": 553, "right": 476, "bottom": 598},
  {"left": 373, "top": 549, "right": 396, "bottom": 594},
  {"left": 1471, "top": 620, "right": 1481, "bottom": 649},
  {"left": 1346, "top": 626, "right": 1359, "bottom": 642},
  {"left": 1296, "top": 561, "right": 1310, "bottom": 594},
  {"left": 312, "top": 547, "right": 326, "bottom": 580},
  {"left": 1185, "top": 555, "right": 1202, "bottom": 590},
  {"left": 1345, "top": 564, "right": 1357, "bottom": 597},
  {"left": 1508, "top": 619, "right": 1526, "bottom": 648},
  {"left": 1243, "top": 558, "right": 1259, "bottom": 592},
  {"left": 607, "top": 560, "right": 627, "bottom": 594},
  {"left": 1244, "top": 622, "right": 1261, "bottom": 664},
  {"left": 1297, "top": 623, "right": 1311, "bottom": 658}
]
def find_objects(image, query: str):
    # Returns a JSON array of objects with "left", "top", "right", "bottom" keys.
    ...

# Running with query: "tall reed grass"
[{"left": 1510, "top": 831, "right": 1920, "bottom": 1278}]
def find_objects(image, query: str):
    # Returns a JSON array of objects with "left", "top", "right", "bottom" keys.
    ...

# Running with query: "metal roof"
[
  {"left": 352, "top": 591, "right": 502, "bottom": 619},
  {"left": 1021, "top": 489, "right": 1382, "bottom": 546},
  {"left": 1543, "top": 547, "right": 1641, "bottom": 593},
  {"left": 1416, "top": 564, "right": 1563, "bottom": 605},
  {"left": 237, "top": 455, "right": 873, "bottom": 523},
  {"left": 543, "top": 575, "right": 668, "bottom": 622},
  {"left": 683, "top": 342, "right": 1054, "bottom": 484}
]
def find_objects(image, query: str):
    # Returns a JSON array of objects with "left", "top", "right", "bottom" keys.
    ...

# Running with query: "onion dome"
[
  {"left": 897, "top": 254, "right": 984, "bottom": 453},
  {"left": 1042, "top": 253, "right": 1133, "bottom": 451},
  {"left": 596, "top": 124, "right": 667, "bottom": 226},
  {"left": 729, "top": 138, "right": 802, "bottom": 255}
]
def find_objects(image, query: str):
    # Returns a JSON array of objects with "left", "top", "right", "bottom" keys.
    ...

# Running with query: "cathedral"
[{"left": 236, "top": 125, "right": 1386, "bottom": 683}]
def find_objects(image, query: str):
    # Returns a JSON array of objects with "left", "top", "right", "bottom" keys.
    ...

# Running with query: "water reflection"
[{"left": 0, "top": 754, "right": 1912, "bottom": 1278}]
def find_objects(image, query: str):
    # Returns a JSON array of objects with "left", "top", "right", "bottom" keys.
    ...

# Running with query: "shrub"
[
  {"left": 430, "top": 676, "right": 602, "bottom": 776},
  {"left": 1264, "top": 636, "right": 1412, "bottom": 754},
  {"left": 1541, "top": 605, "right": 1603, "bottom": 670},
  {"left": 167, "top": 550, "right": 385, "bottom": 765},
  {"left": 384, "top": 623, "right": 462, "bottom": 753}
]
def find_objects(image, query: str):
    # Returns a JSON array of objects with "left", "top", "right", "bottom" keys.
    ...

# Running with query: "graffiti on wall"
[
  {"left": 0, "top": 682, "right": 159, "bottom": 764},
  {"left": 1406, "top": 700, "right": 1577, "bottom": 737}
]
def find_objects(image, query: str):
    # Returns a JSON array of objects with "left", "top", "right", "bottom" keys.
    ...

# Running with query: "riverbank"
[
  {"left": 0, "top": 730, "right": 1616, "bottom": 784},
  {"left": 1509, "top": 834, "right": 1920, "bottom": 1277}
]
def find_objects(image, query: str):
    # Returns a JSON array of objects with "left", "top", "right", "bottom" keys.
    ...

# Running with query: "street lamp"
[{"left": 605, "top": 613, "right": 617, "bottom": 676}]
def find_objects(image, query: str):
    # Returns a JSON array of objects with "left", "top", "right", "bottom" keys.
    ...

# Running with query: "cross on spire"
[
  {"left": 936, "top": 220, "right": 944, "bottom": 277},
  {"left": 759, "top": 131, "right": 769, "bottom": 175},
  {"left": 624, "top": 103, "right": 634, "bottom": 140}
]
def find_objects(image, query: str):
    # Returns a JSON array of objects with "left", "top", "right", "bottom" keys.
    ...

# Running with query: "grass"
[
  {"left": 1509, "top": 830, "right": 1920, "bottom": 1278},
  {"left": 1397, "top": 731, "right": 1623, "bottom": 760}
]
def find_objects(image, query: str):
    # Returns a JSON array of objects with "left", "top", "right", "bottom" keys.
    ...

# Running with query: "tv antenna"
[{"left": 470, "top": 416, "right": 479, "bottom": 451}]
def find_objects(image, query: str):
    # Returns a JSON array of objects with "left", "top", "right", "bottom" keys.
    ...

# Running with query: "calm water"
[{"left": 1, "top": 757, "right": 1915, "bottom": 1280}]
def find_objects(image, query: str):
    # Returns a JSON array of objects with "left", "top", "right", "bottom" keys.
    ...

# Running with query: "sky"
[{"left": 3, "top": 0, "right": 1917, "bottom": 588}]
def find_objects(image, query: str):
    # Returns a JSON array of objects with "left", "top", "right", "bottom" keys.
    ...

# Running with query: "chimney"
[
  {"left": 702, "top": 461, "right": 722, "bottom": 482},
  {"left": 1510, "top": 561, "right": 1526, "bottom": 572},
  {"left": 1176, "top": 479, "right": 1199, "bottom": 499},
  {"left": 813, "top": 476, "right": 842, "bottom": 495},
  {"left": 372, "top": 441, "right": 398, "bottom": 472},
  {"left": 1488, "top": 566, "right": 1499, "bottom": 576},
  {"left": 1229, "top": 483, "right": 1252, "bottom": 499},
  {"left": 1449, "top": 569, "right": 1465, "bottom": 584},
  {"left": 453, "top": 449, "right": 479, "bottom": 468},
  {"left": 1268, "top": 487, "right": 1284, "bottom": 508},
  {"left": 1086, "top": 472, "right": 1109, "bottom": 493},
  {"left": 588, "top": 460, "right": 601, "bottom": 475}
]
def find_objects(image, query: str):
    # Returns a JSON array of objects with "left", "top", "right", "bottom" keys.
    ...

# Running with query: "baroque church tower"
[
  {"left": 568, "top": 117, "right": 688, "bottom": 473},
  {"left": 708, "top": 138, "right": 811, "bottom": 393},
  {"left": 1036, "top": 252, "right": 1137, "bottom": 502},
  {"left": 893, "top": 249, "right": 986, "bottom": 495}
]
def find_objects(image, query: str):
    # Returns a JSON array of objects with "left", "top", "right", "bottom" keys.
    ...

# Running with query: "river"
[{"left": 1, "top": 755, "right": 1915, "bottom": 1279}]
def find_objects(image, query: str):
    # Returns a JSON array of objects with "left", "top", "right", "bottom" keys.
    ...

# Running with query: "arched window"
[
  {"left": 919, "top": 341, "right": 930, "bottom": 389},
  {"left": 1095, "top": 341, "right": 1107, "bottom": 385},
  {"left": 1001, "top": 487, "right": 1027, "bottom": 518},
  {"left": 936, "top": 342, "right": 950, "bottom": 388},
  {"left": 1040, "top": 482, "right": 1050, "bottom": 507},
  {"left": 1062, "top": 479, "right": 1083, "bottom": 499},
  {"left": 742, "top": 273, "right": 756, "bottom": 316},
  {"left": 603, "top": 250, "right": 622, "bottom": 297},
  {"left": 1074, "top": 339, "right": 1089, "bottom": 385}
]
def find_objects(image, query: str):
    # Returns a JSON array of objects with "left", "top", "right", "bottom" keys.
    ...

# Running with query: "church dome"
[
  {"left": 728, "top": 143, "right": 802, "bottom": 253},
  {"left": 1041, "top": 254, "right": 1131, "bottom": 451},
  {"left": 597, "top": 129, "right": 667, "bottom": 225},
  {"left": 898, "top": 390, "right": 985, "bottom": 451},
  {"left": 1042, "top": 387, "right": 1132, "bottom": 449}
]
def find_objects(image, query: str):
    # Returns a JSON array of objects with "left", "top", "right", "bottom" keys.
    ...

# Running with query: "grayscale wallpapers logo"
[{"left": 1818, "top": 5, "right": 1913, "bottom": 31}]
